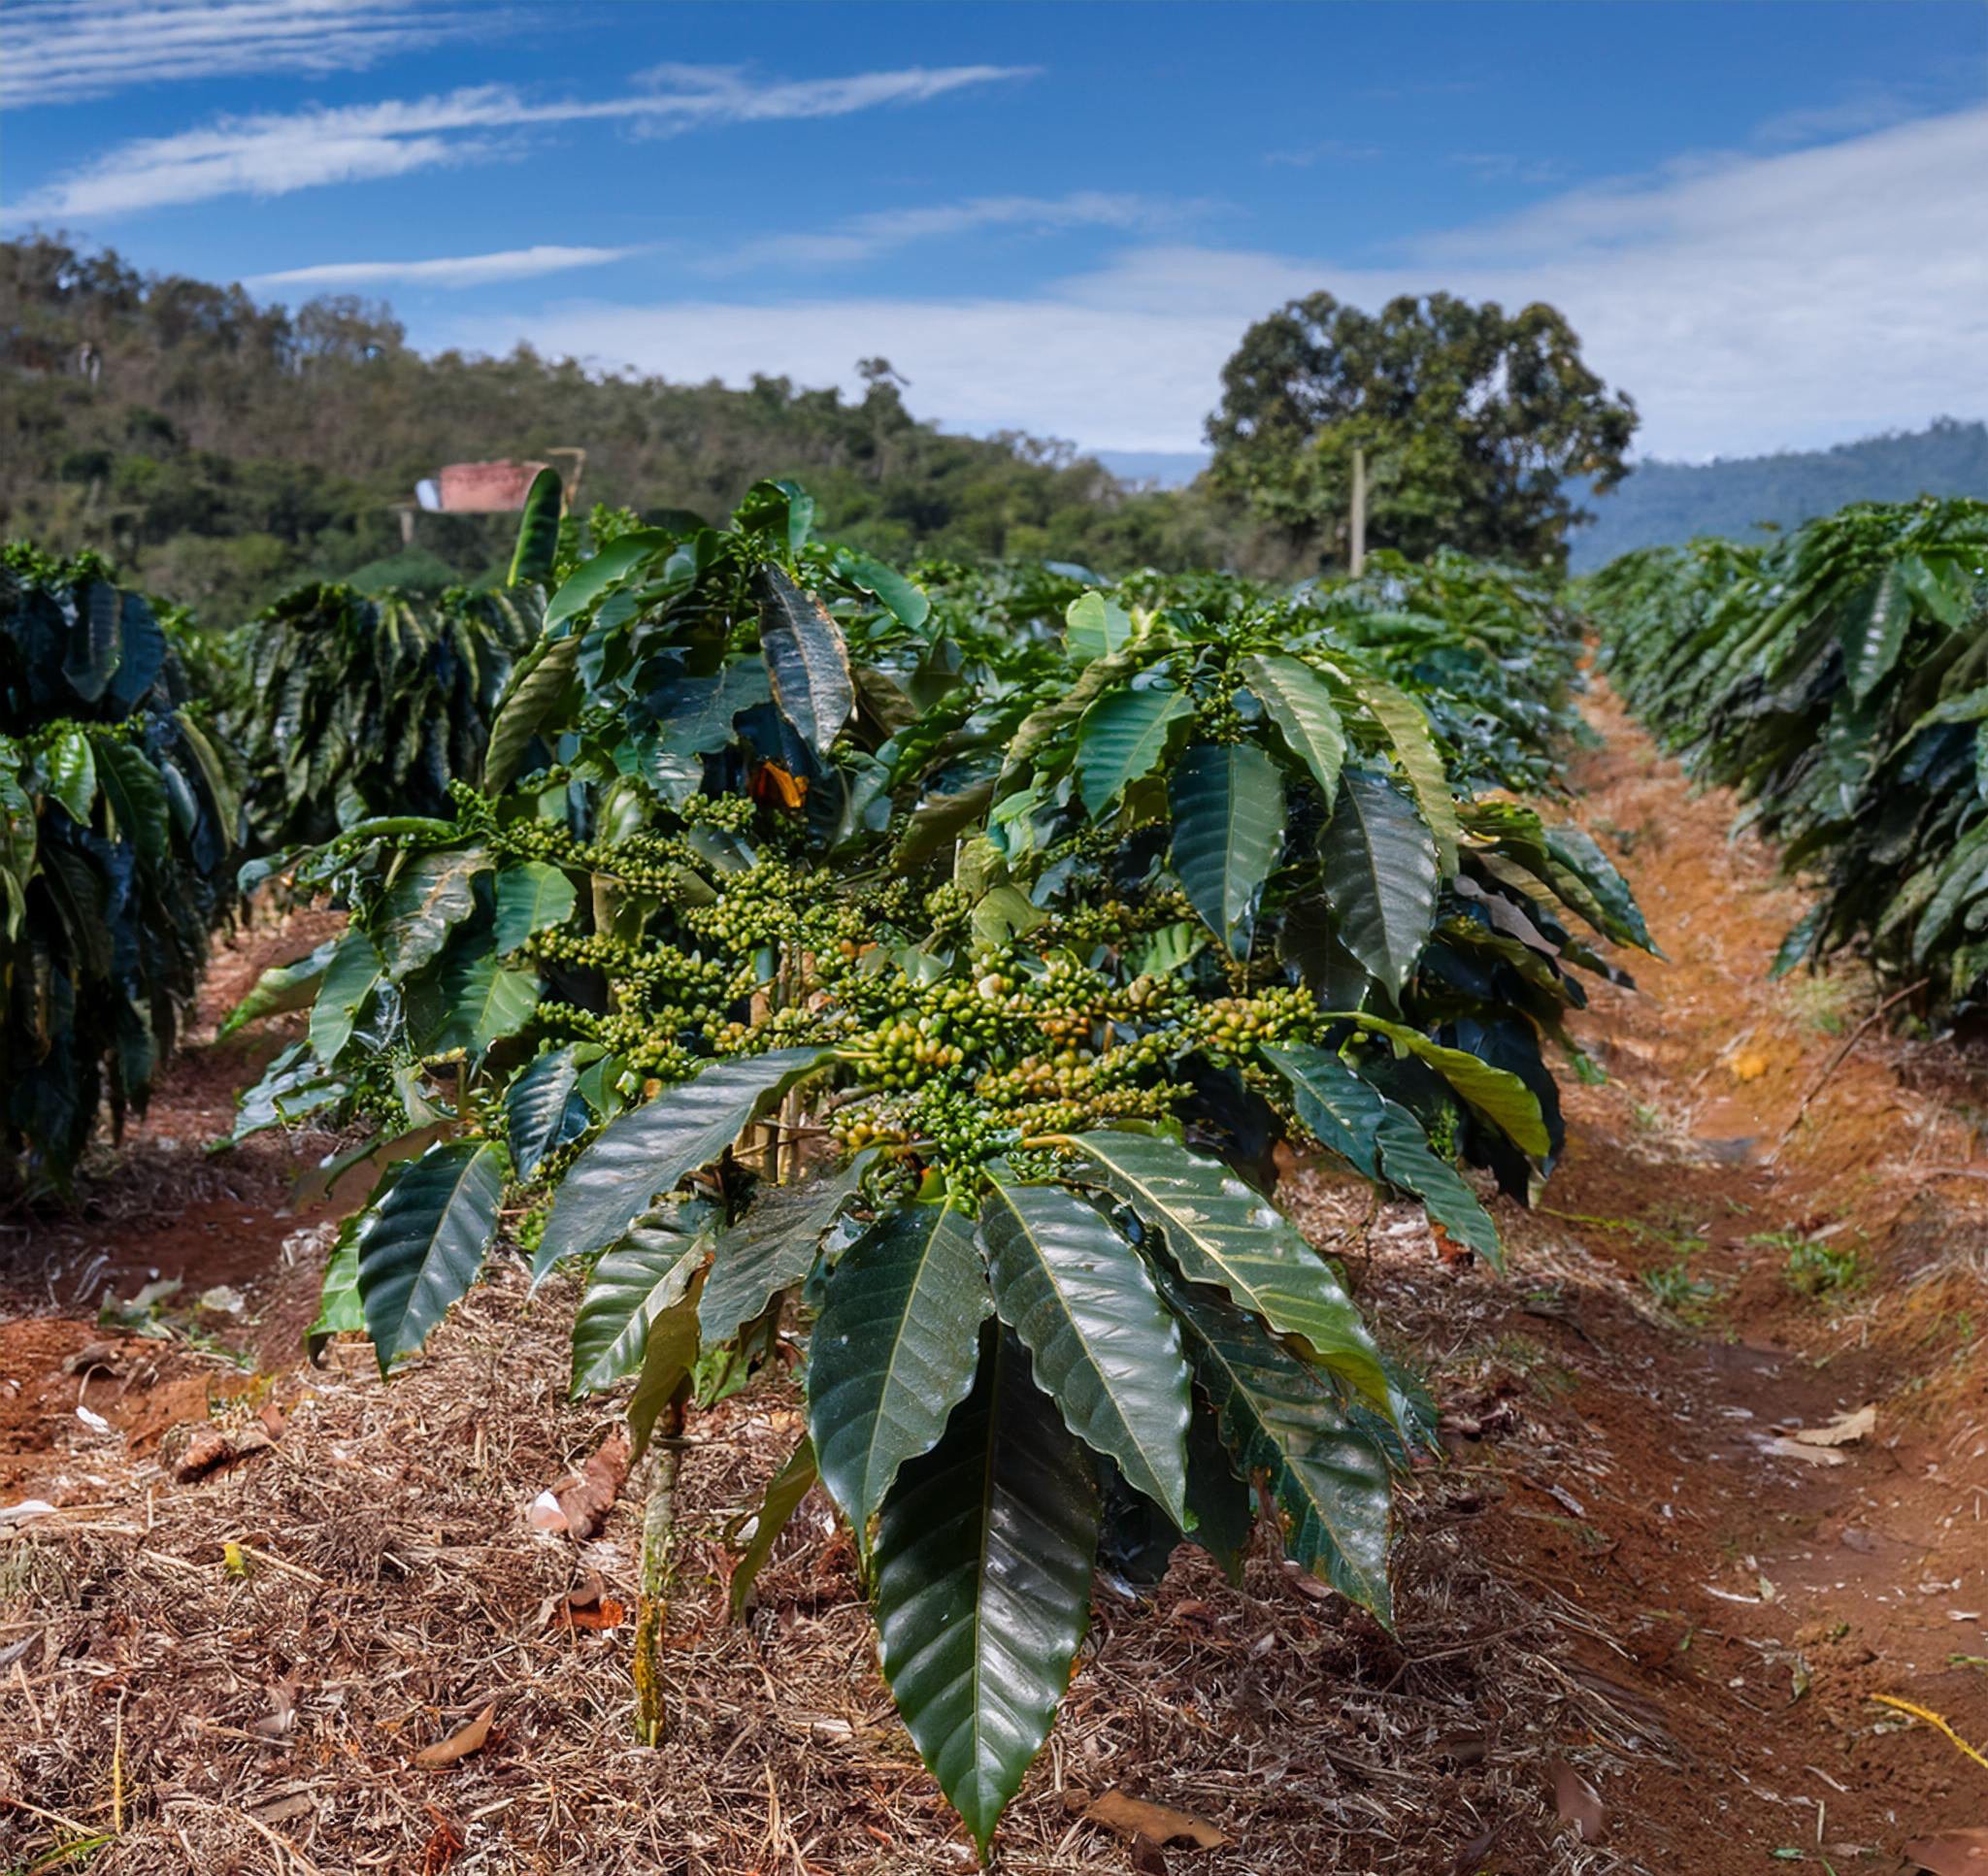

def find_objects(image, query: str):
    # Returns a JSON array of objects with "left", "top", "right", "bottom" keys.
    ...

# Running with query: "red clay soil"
[
  {"left": 1, "top": 688, "right": 1984, "bottom": 1875},
  {"left": 1444, "top": 677, "right": 1988, "bottom": 1869}
]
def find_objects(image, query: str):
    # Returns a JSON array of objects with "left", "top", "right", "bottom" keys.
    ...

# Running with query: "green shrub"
[{"left": 0, "top": 543, "right": 237, "bottom": 1191}]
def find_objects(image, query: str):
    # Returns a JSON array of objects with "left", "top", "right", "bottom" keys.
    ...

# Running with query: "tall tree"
[{"left": 1205, "top": 291, "right": 1638, "bottom": 573}]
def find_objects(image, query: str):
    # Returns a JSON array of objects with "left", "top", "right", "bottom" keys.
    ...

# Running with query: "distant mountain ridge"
[{"left": 1565, "top": 418, "right": 1986, "bottom": 571}]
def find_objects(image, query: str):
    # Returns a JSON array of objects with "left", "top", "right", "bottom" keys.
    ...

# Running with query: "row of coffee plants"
[
  {"left": 0, "top": 477, "right": 562, "bottom": 1188},
  {"left": 1588, "top": 497, "right": 1988, "bottom": 1010},
  {"left": 228, "top": 481, "right": 1647, "bottom": 1852},
  {"left": 0, "top": 544, "right": 238, "bottom": 1191}
]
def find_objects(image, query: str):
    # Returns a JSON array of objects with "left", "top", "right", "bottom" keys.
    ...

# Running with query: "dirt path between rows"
[
  {"left": 0, "top": 679, "right": 1983, "bottom": 1876},
  {"left": 1442, "top": 676, "right": 1988, "bottom": 1869}
]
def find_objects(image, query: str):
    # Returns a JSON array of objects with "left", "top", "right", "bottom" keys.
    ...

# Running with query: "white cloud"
[
  {"left": 0, "top": 0, "right": 497, "bottom": 108},
  {"left": 249, "top": 245, "right": 641, "bottom": 290},
  {"left": 3, "top": 63, "right": 1033, "bottom": 220},
  {"left": 702, "top": 193, "right": 1185, "bottom": 275},
  {"left": 430, "top": 106, "right": 1988, "bottom": 461}
]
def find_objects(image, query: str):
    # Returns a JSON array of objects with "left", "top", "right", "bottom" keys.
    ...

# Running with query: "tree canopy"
[{"left": 1205, "top": 291, "right": 1639, "bottom": 573}]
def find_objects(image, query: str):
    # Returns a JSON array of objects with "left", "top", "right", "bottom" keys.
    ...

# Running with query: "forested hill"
[
  {"left": 1565, "top": 418, "right": 1987, "bottom": 571},
  {"left": 0, "top": 236, "right": 1233, "bottom": 621}
]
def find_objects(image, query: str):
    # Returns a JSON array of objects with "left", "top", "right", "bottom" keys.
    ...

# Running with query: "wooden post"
[{"left": 1349, "top": 446, "right": 1367, "bottom": 576}]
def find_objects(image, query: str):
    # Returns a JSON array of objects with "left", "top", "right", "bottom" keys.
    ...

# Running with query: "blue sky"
[{"left": 4, "top": 0, "right": 1985, "bottom": 467}]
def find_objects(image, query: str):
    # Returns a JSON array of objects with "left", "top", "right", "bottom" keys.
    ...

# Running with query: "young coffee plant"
[
  {"left": 1589, "top": 497, "right": 1988, "bottom": 1010},
  {"left": 228, "top": 483, "right": 1646, "bottom": 1855},
  {"left": 0, "top": 543, "right": 237, "bottom": 1191}
]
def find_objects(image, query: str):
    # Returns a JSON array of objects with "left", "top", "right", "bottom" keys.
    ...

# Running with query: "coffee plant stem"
[{"left": 632, "top": 1399, "right": 686, "bottom": 1748}]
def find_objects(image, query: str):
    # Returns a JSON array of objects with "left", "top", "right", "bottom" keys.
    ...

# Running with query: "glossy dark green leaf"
[
  {"left": 41, "top": 727, "right": 95, "bottom": 822},
  {"left": 1163, "top": 1273, "right": 1393, "bottom": 1620},
  {"left": 1170, "top": 742, "right": 1286, "bottom": 960},
  {"left": 493, "top": 861, "right": 577, "bottom": 955},
  {"left": 757, "top": 565, "right": 853, "bottom": 755},
  {"left": 1540, "top": 821, "right": 1654, "bottom": 952},
  {"left": 305, "top": 1223, "right": 363, "bottom": 1364},
  {"left": 90, "top": 733, "right": 169, "bottom": 864},
  {"left": 871, "top": 1329, "right": 1100, "bottom": 1856},
  {"left": 1264, "top": 1044, "right": 1501, "bottom": 1264},
  {"left": 1074, "top": 685, "right": 1192, "bottom": 816},
  {"left": 1342, "top": 669, "right": 1460, "bottom": 872},
  {"left": 354, "top": 1139, "right": 507, "bottom": 1372},
  {"left": 978, "top": 1179, "right": 1192, "bottom": 1527},
  {"left": 571, "top": 1213, "right": 712, "bottom": 1393},
  {"left": 506, "top": 1044, "right": 585, "bottom": 1182},
  {"left": 1069, "top": 1128, "right": 1390, "bottom": 1411},
  {"left": 544, "top": 529, "right": 674, "bottom": 631},
  {"left": 64, "top": 580, "right": 123, "bottom": 703},
  {"left": 380, "top": 848, "right": 486, "bottom": 980},
  {"left": 308, "top": 928, "right": 383, "bottom": 1064},
  {"left": 841, "top": 552, "right": 930, "bottom": 631},
  {"left": 697, "top": 1155, "right": 872, "bottom": 1347},
  {"left": 1321, "top": 769, "right": 1438, "bottom": 992},
  {"left": 429, "top": 951, "right": 541, "bottom": 1059},
  {"left": 727, "top": 1434, "right": 818, "bottom": 1617},
  {"left": 1323, "top": 1012, "right": 1551, "bottom": 1158},
  {"left": 1242, "top": 652, "right": 1347, "bottom": 802},
  {"left": 1842, "top": 564, "right": 1912, "bottom": 706},
  {"left": 808, "top": 1201, "right": 990, "bottom": 1535},
  {"left": 537, "top": 1048, "right": 824, "bottom": 1271},
  {"left": 1065, "top": 590, "right": 1135, "bottom": 665},
  {"left": 894, "top": 777, "right": 998, "bottom": 872},
  {"left": 507, "top": 466, "right": 564, "bottom": 587},
  {"left": 219, "top": 938, "right": 336, "bottom": 1039},
  {"left": 483, "top": 631, "right": 580, "bottom": 791},
  {"left": 1375, "top": 1106, "right": 1502, "bottom": 1261},
  {"left": 627, "top": 1284, "right": 703, "bottom": 1462}
]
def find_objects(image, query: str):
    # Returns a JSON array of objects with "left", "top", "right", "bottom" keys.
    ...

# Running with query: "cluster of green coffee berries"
[{"left": 1187, "top": 985, "right": 1321, "bottom": 1057}]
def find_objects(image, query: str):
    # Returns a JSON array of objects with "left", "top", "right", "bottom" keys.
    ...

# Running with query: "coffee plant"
[
  {"left": 230, "top": 577, "right": 541, "bottom": 851},
  {"left": 228, "top": 482, "right": 1646, "bottom": 1854},
  {"left": 0, "top": 543, "right": 237, "bottom": 1191},
  {"left": 1589, "top": 497, "right": 1988, "bottom": 1010}
]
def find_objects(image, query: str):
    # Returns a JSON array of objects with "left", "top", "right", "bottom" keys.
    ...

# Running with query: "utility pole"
[{"left": 1349, "top": 445, "right": 1367, "bottom": 576}]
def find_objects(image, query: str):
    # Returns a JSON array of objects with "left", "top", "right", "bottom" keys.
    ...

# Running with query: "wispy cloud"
[
  {"left": 249, "top": 245, "right": 641, "bottom": 290},
  {"left": 1446, "top": 151, "right": 1571, "bottom": 186},
  {"left": 1263, "top": 139, "right": 1383, "bottom": 169},
  {"left": 0, "top": 0, "right": 501, "bottom": 109},
  {"left": 1749, "top": 83, "right": 1930, "bottom": 148},
  {"left": 3, "top": 63, "right": 1034, "bottom": 220},
  {"left": 702, "top": 193, "right": 1188, "bottom": 275},
  {"left": 433, "top": 106, "right": 1988, "bottom": 461}
]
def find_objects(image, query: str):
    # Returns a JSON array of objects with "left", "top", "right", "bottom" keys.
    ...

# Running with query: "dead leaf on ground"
[
  {"left": 414, "top": 1701, "right": 498, "bottom": 1768},
  {"left": 546, "top": 1434, "right": 629, "bottom": 1541},
  {"left": 1548, "top": 1761, "right": 1606, "bottom": 1843},
  {"left": 1762, "top": 1435, "right": 1847, "bottom": 1467},
  {"left": 247, "top": 1792, "right": 315, "bottom": 1827},
  {"left": 1788, "top": 1403, "right": 1876, "bottom": 1448},
  {"left": 1906, "top": 1829, "right": 1988, "bottom": 1875},
  {"left": 1080, "top": 1789, "right": 1227, "bottom": 1850},
  {"left": 248, "top": 1671, "right": 302, "bottom": 1740},
  {"left": 543, "top": 1570, "right": 626, "bottom": 1631}
]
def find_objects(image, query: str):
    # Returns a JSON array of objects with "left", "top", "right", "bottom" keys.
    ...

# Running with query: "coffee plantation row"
[{"left": 1586, "top": 496, "right": 1988, "bottom": 1013}]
